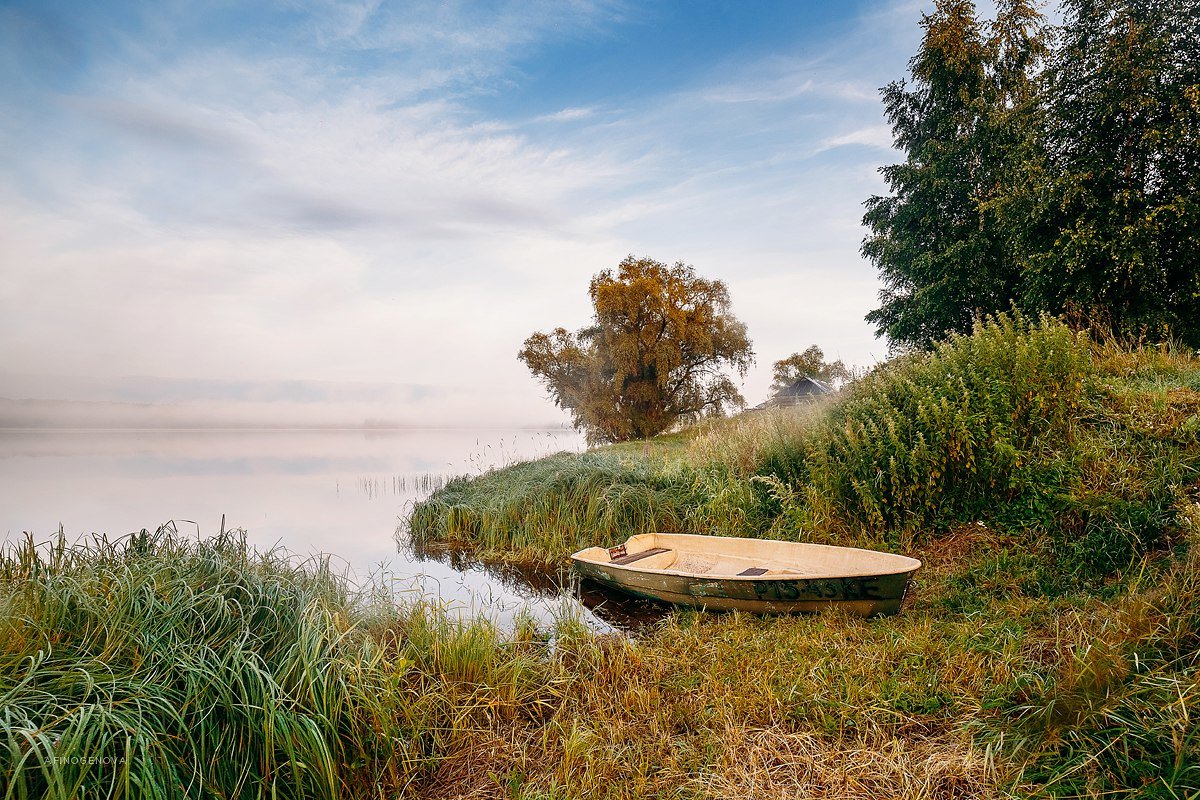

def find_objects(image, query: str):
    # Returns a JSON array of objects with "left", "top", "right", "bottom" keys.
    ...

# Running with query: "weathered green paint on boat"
[{"left": 570, "top": 533, "right": 921, "bottom": 616}]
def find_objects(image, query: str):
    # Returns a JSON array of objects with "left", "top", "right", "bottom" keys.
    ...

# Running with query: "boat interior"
[
  {"left": 573, "top": 532, "right": 919, "bottom": 579},
  {"left": 605, "top": 546, "right": 810, "bottom": 577}
]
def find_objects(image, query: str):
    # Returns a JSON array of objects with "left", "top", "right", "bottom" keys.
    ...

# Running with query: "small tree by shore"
[{"left": 519, "top": 256, "right": 753, "bottom": 444}]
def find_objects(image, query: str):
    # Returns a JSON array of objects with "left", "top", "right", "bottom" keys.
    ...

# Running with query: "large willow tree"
[{"left": 519, "top": 256, "right": 753, "bottom": 443}]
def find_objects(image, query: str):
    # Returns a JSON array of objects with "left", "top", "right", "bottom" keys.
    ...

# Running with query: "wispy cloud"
[
  {"left": 62, "top": 95, "right": 250, "bottom": 155},
  {"left": 533, "top": 106, "right": 597, "bottom": 123},
  {"left": 0, "top": 0, "right": 929, "bottom": 422},
  {"left": 817, "top": 124, "right": 896, "bottom": 153}
]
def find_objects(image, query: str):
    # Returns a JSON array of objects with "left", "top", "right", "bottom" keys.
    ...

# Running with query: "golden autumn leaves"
[{"left": 519, "top": 256, "right": 753, "bottom": 444}]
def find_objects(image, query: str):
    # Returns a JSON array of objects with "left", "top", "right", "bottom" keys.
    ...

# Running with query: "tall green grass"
[
  {"left": 0, "top": 526, "right": 567, "bottom": 799},
  {"left": 399, "top": 315, "right": 1200, "bottom": 795},
  {"left": 407, "top": 451, "right": 709, "bottom": 564},
  {"left": 1, "top": 527, "right": 382, "bottom": 798},
  {"left": 4, "top": 509, "right": 1199, "bottom": 797}
]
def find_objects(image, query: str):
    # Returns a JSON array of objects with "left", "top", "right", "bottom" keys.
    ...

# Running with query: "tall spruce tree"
[
  {"left": 1024, "top": 0, "right": 1200, "bottom": 344},
  {"left": 863, "top": 0, "right": 1046, "bottom": 349}
]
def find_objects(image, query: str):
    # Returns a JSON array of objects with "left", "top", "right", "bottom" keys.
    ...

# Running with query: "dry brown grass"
[
  {"left": 409, "top": 514, "right": 1200, "bottom": 799},
  {"left": 692, "top": 727, "right": 1001, "bottom": 800},
  {"left": 687, "top": 402, "right": 830, "bottom": 476}
]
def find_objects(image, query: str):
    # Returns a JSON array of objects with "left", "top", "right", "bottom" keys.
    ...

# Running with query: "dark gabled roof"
[{"left": 776, "top": 376, "right": 832, "bottom": 397}]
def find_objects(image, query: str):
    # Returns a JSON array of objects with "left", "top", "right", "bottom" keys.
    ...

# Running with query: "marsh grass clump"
[
  {"left": 0, "top": 526, "right": 568, "bottom": 799},
  {"left": 407, "top": 451, "right": 708, "bottom": 564},
  {"left": 0, "top": 526, "right": 386, "bottom": 799}
]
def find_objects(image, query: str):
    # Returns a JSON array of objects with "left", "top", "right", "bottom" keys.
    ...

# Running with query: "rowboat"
[{"left": 570, "top": 533, "right": 921, "bottom": 616}]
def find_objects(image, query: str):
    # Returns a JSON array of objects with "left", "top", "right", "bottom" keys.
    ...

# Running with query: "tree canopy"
[
  {"left": 519, "top": 256, "right": 753, "bottom": 443},
  {"left": 863, "top": 0, "right": 1199, "bottom": 349},
  {"left": 1023, "top": 0, "right": 1200, "bottom": 342},
  {"left": 863, "top": 0, "right": 1045, "bottom": 349},
  {"left": 770, "top": 346, "right": 851, "bottom": 393}
]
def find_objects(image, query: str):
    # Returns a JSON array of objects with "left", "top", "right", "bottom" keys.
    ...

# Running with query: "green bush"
[{"left": 765, "top": 313, "right": 1092, "bottom": 545}]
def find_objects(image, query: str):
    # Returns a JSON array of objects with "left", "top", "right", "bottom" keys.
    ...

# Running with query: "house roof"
[
  {"left": 747, "top": 376, "right": 834, "bottom": 411},
  {"left": 776, "top": 376, "right": 832, "bottom": 397}
]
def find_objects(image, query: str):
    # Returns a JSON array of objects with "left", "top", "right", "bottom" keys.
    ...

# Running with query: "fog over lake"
[{"left": 0, "top": 427, "right": 651, "bottom": 628}]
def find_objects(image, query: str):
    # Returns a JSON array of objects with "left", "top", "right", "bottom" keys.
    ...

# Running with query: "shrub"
[{"left": 764, "top": 314, "right": 1092, "bottom": 545}]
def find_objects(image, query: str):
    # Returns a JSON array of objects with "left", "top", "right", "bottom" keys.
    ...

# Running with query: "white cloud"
[
  {"left": 817, "top": 125, "right": 896, "bottom": 153},
  {"left": 534, "top": 106, "right": 597, "bottom": 123},
  {"left": 1, "top": 0, "right": 930, "bottom": 426}
]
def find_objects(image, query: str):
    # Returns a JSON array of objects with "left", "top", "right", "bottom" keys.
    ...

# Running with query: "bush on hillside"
[
  {"left": 744, "top": 314, "right": 1197, "bottom": 591},
  {"left": 760, "top": 314, "right": 1091, "bottom": 541}
]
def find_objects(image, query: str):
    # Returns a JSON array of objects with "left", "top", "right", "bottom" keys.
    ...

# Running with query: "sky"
[{"left": 0, "top": 0, "right": 934, "bottom": 428}]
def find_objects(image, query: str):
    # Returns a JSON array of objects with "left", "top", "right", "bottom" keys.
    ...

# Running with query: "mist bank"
[
  {"left": 0, "top": 372, "right": 574, "bottom": 430},
  {"left": 0, "top": 396, "right": 571, "bottom": 430}
]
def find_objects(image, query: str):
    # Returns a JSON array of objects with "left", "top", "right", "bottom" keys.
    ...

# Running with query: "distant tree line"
[{"left": 863, "top": 0, "right": 1200, "bottom": 350}]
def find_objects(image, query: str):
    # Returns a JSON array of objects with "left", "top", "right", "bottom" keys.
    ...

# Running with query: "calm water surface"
[{"left": 0, "top": 429, "right": 671, "bottom": 632}]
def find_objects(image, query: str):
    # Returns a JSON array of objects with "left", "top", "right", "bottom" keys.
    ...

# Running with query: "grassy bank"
[
  {"left": 412, "top": 316, "right": 1199, "bottom": 578},
  {"left": 402, "top": 313, "right": 1200, "bottom": 796},
  {"left": 6, "top": 315, "right": 1199, "bottom": 798},
  {"left": 4, "top": 521, "right": 1199, "bottom": 798}
]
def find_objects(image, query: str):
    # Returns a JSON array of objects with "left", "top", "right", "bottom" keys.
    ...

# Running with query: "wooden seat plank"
[{"left": 611, "top": 547, "right": 671, "bottom": 566}]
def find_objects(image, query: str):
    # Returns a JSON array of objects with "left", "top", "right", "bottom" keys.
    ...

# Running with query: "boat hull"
[{"left": 570, "top": 533, "right": 919, "bottom": 616}]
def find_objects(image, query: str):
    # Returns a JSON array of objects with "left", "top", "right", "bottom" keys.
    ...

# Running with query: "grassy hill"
[{"left": 4, "top": 315, "right": 1198, "bottom": 798}]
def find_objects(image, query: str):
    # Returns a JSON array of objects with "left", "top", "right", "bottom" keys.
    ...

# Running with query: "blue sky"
[{"left": 0, "top": 0, "right": 933, "bottom": 427}]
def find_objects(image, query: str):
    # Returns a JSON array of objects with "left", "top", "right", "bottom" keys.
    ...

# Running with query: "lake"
[{"left": 0, "top": 428, "right": 668, "bottom": 632}]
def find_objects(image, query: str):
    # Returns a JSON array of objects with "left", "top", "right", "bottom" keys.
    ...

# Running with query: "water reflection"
[
  {"left": 406, "top": 538, "right": 674, "bottom": 633},
  {"left": 574, "top": 579, "right": 676, "bottom": 631},
  {"left": 0, "top": 428, "right": 672, "bottom": 634}
]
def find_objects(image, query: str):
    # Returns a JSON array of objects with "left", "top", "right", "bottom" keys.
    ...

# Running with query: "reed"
[
  {"left": 7, "top": 313, "right": 1199, "bottom": 798},
  {"left": 4, "top": 519, "right": 1200, "bottom": 797},
  {"left": 0, "top": 526, "right": 566, "bottom": 799},
  {"left": 406, "top": 451, "right": 710, "bottom": 565}
]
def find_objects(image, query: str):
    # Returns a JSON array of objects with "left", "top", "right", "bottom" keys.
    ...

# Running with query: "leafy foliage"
[
  {"left": 1023, "top": 0, "right": 1200, "bottom": 343},
  {"left": 863, "top": 0, "right": 1046, "bottom": 349},
  {"left": 779, "top": 314, "right": 1093, "bottom": 543},
  {"left": 865, "top": 0, "right": 1200, "bottom": 349},
  {"left": 519, "top": 256, "right": 753, "bottom": 443},
  {"left": 769, "top": 345, "right": 852, "bottom": 393}
]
